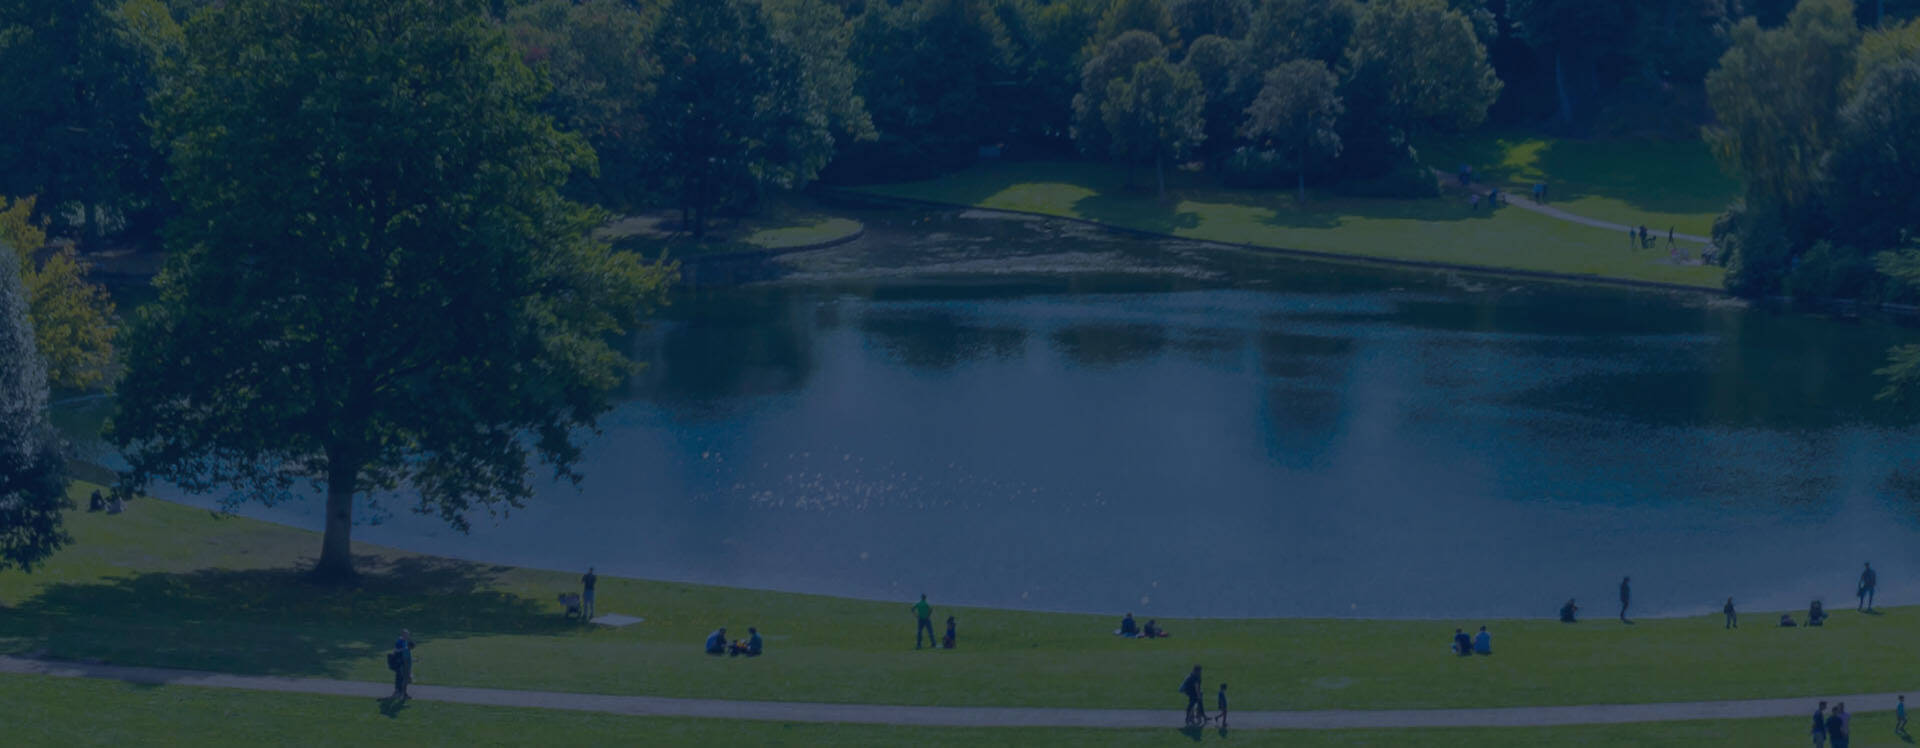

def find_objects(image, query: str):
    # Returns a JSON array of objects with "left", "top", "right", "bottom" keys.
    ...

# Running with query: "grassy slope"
[
  {"left": 851, "top": 161, "right": 1725, "bottom": 289},
  {"left": 1415, "top": 132, "right": 1739, "bottom": 238},
  {"left": 3, "top": 484, "right": 1913, "bottom": 714},
  {"left": 4, "top": 673, "right": 1879, "bottom": 747}
]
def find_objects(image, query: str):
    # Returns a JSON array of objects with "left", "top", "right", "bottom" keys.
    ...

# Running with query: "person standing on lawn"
[
  {"left": 912, "top": 594, "right": 935, "bottom": 649},
  {"left": 582, "top": 567, "right": 598, "bottom": 621},
  {"left": 1813, "top": 701, "right": 1829, "bottom": 748},
  {"left": 1724, "top": 597, "right": 1737, "bottom": 629},
  {"left": 1620, "top": 576, "right": 1632, "bottom": 623},
  {"left": 1859, "top": 562, "right": 1877, "bottom": 612}
]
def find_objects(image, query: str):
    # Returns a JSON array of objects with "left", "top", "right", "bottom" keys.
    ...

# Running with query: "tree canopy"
[
  {"left": 0, "top": 237, "right": 69, "bottom": 574},
  {"left": 1100, "top": 56, "right": 1206, "bottom": 197},
  {"left": 1242, "top": 60, "right": 1345, "bottom": 201},
  {"left": 1, "top": 197, "right": 116, "bottom": 391},
  {"left": 110, "top": 0, "right": 672, "bottom": 579}
]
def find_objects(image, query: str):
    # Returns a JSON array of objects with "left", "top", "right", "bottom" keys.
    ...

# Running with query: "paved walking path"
[
  {"left": 0, "top": 655, "right": 1893, "bottom": 729},
  {"left": 1433, "top": 170, "right": 1713, "bottom": 244}
]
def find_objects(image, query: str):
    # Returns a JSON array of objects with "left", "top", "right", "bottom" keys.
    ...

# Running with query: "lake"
[{"left": 54, "top": 209, "right": 1920, "bottom": 619}]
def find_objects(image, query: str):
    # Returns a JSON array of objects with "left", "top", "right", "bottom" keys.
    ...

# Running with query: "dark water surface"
[{"left": 55, "top": 212, "right": 1920, "bottom": 618}]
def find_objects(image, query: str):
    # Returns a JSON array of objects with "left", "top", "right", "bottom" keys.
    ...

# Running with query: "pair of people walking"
[
  {"left": 1179, "top": 665, "right": 1226, "bottom": 726},
  {"left": 1813, "top": 701, "right": 1851, "bottom": 747}
]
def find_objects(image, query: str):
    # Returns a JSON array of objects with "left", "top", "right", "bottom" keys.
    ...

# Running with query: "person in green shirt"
[{"left": 912, "top": 594, "right": 934, "bottom": 649}]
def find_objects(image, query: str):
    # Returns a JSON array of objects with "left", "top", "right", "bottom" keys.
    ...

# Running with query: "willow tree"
[
  {"left": 0, "top": 240, "right": 68, "bottom": 573},
  {"left": 109, "top": 0, "right": 672, "bottom": 580}
]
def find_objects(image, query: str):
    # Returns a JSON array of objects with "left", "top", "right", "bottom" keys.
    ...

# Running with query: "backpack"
[{"left": 387, "top": 650, "right": 403, "bottom": 671}]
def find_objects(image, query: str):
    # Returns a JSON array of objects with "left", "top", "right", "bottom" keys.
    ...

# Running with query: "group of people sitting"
[
  {"left": 1116, "top": 613, "right": 1169, "bottom": 639},
  {"left": 1450, "top": 626, "right": 1493, "bottom": 656},
  {"left": 1780, "top": 601, "right": 1829, "bottom": 627},
  {"left": 704, "top": 626, "right": 764, "bottom": 657}
]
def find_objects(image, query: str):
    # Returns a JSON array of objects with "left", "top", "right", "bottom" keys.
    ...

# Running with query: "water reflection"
[{"left": 60, "top": 214, "right": 1920, "bottom": 618}]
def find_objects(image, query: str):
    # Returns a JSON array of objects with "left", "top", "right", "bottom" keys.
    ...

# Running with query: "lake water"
[{"left": 54, "top": 210, "right": 1920, "bottom": 619}]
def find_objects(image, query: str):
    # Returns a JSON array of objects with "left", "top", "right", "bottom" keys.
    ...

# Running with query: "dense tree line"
[{"left": 1703, "top": 0, "right": 1920, "bottom": 301}]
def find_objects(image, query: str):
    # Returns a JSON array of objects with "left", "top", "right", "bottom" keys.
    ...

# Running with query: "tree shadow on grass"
[
  {"left": 1071, "top": 191, "right": 1201, "bottom": 236},
  {"left": 0, "top": 555, "right": 574, "bottom": 679}
]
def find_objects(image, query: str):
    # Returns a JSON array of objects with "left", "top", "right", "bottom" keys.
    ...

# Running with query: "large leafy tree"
[
  {"left": 1245, "top": 0, "right": 1356, "bottom": 71},
  {"left": 1342, "top": 0, "right": 1502, "bottom": 137},
  {"left": 111, "top": 0, "right": 672, "bottom": 580},
  {"left": 1000, "top": 0, "right": 1102, "bottom": 145},
  {"left": 1094, "top": 0, "right": 1177, "bottom": 49},
  {"left": 1706, "top": 0, "right": 1859, "bottom": 294},
  {"left": 1101, "top": 57, "right": 1206, "bottom": 198},
  {"left": 1168, "top": 0, "right": 1250, "bottom": 41},
  {"left": 507, "top": 0, "right": 662, "bottom": 213},
  {"left": 1825, "top": 58, "right": 1920, "bottom": 253},
  {"left": 1, "top": 197, "right": 116, "bottom": 391},
  {"left": 846, "top": 0, "right": 1005, "bottom": 177},
  {"left": 1073, "top": 30, "right": 1167, "bottom": 157},
  {"left": 0, "top": 237, "right": 69, "bottom": 574},
  {"left": 1241, "top": 60, "right": 1345, "bottom": 202},
  {"left": 1183, "top": 34, "right": 1254, "bottom": 167},
  {"left": 0, "top": 0, "right": 169, "bottom": 248},
  {"left": 1876, "top": 247, "right": 1920, "bottom": 398},
  {"left": 651, "top": 0, "right": 841, "bottom": 237}
]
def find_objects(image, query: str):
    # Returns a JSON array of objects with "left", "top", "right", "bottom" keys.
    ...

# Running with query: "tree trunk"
[
  {"left": 1155, "top": 153, "right": 1165, "bottom": 200},
  {"left": 1553, "top": 50, "right": 1574, "bottom": 128},
  {"left": 314, "top": 449, "right": 359, "bottom": 580}
]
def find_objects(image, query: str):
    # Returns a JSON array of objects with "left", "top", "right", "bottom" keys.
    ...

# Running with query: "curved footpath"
[
  {"left": 1432, "top": 170, "right": 1712, "bottom": 244},
  {"left": 0, "top": 655, "right": 1891, "bottom": 729}
]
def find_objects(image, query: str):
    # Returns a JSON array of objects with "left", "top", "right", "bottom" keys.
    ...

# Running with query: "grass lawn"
[
  {"left": 2, "top": 483, "right": 1911, "bottom": 714},
  {"left": 4, "top": 672, "right": 1889, "bottom": 747},
  {"left": 850, "top": 161, "right": 1724, "bottom": 289},
  {"left": 1415, "top": 131, "right": 1739, "bottom": 238},
  {"left": 601, "top": 196, "right": 863, "bottom": 259}
]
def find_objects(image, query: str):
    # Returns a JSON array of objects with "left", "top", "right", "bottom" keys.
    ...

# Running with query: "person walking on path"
[
  {"left": 1813, "top": 701, "right": 1829, "bottom": 748},
  {"left": 1620, "top": 577, "right": 1632, "bottom": 623},
  {"left": 1180, "top": 665, "right": 1207, "bottom": 725},
  {"left": 582, "top": 567, "right": 598, "bottom": 621},
  {"left": 390, "top": 629, "right": 415, "bottom": 701},
  {"left": 1724, "top": 597, "right": 1737, "bottom": 629},
  {"left": 1216, "top": 683, "right": 1229, "bottom": 728},
  {"left": 1859, "top": 563, "right": 1877, "bottom": 612},
  {"left": 1898, "top": 695, "right": 1908, "bottom": 736},
  {"left": 912, "top": 594, "right": 935, "bottom": 650}
]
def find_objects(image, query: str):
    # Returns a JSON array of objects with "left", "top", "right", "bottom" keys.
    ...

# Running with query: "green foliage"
[
  {"left": 1245, "top": 0, "right": 1356, "bottom": 70},
  {"left": 1343, "top": 0, "right": 1502, "bottom": 136},
  {"left": 1848, "top": 18, "right": 1920, "bottom": 95},
  {"left": 507, "top": 0, "right": 662, "bottom": 213},
  {"left": 1181, "top": 34, "right": 1253, "bottom": 164},
  {"left": 1094, "top": 0, "right": 1176, "bottom": 49},
  {"left": 651, "top": 0, "right": 844, "bottom": 237},
  {"left": 114, "top": 0, "right": 673, "bottom": 578},
  {"left": 1875, "top": 248, "right": 1920, "bottom": 399},
  {"left": 1706, "top": 0, "right": 1859, "bottom": 226},
  {"left": 1099, "top": 57, "right": 1205, "bottom": 195},
  {"left": 2, "top": 197, "right": 116, "bottom": 392},
  {"left": 1073, "top": 31, "right": 1166, "bottom": 157},
  {"left": 999, "top": 0, "right": 1102, "bottom": 145},
  {"left": 0, "top": 238, "right": 69, "bottom": 573},
  {"left": 1825, "top": 58, "right": 1920, "bottom": 252},
  {"left": 843, "top": 0, "right": 1009, "bottom": 181},
  {"left": 0, "top": 0, "right": 170, "bottom": 245},
  {"left": 1241, "top": 59, "right": 1345, "bottom": 199},
  {"left": 1715, "top": 201, "right": 1796, "bottom": 296},
  {"left": 1167, "top": 0, "right": 1249, "bottom": 42}
]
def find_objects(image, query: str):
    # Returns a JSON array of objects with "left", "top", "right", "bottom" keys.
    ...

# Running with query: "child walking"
[{"left": 1216, "top": 683, "right": 1229, "bottom": 728}]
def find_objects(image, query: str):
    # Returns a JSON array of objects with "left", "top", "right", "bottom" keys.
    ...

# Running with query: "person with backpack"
[
  {"left": 388, "top": 629, "right": 415, "bottom": 701},
  {"left": 1180, "top": 665, "right": 1207, "bottom": 725}
]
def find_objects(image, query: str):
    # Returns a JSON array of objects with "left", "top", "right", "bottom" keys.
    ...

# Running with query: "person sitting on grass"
[
  {"left": 1780, "top": 613, "right": 1797, "bottom": 627},
  {"left": 1559, "top": 599, "right": 1579, "bottom": 623},
  {"left": 705, "top": 627, "right": 727, "bottom": 655},
  {"left": 1809, "top": 600, "right": 1828, "bottom": 627},
  {"left": 1452, "top": 628, "right": 1473, "bottom": 656},
  {"left": 1474, "top": 626, "right": 1492, "bottom": 655},
  {"left": 1119, "top": 612, "right": 1138, "bottom": 637},
  {"left": 1142, "top": 619, "right": 1168, "bottom": 638},
  {"left": 943, "top": 616, "right": 957, "bottom": 649},
  {"left": 729, "top": 627, "right": 763, "bottom": 657}
]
